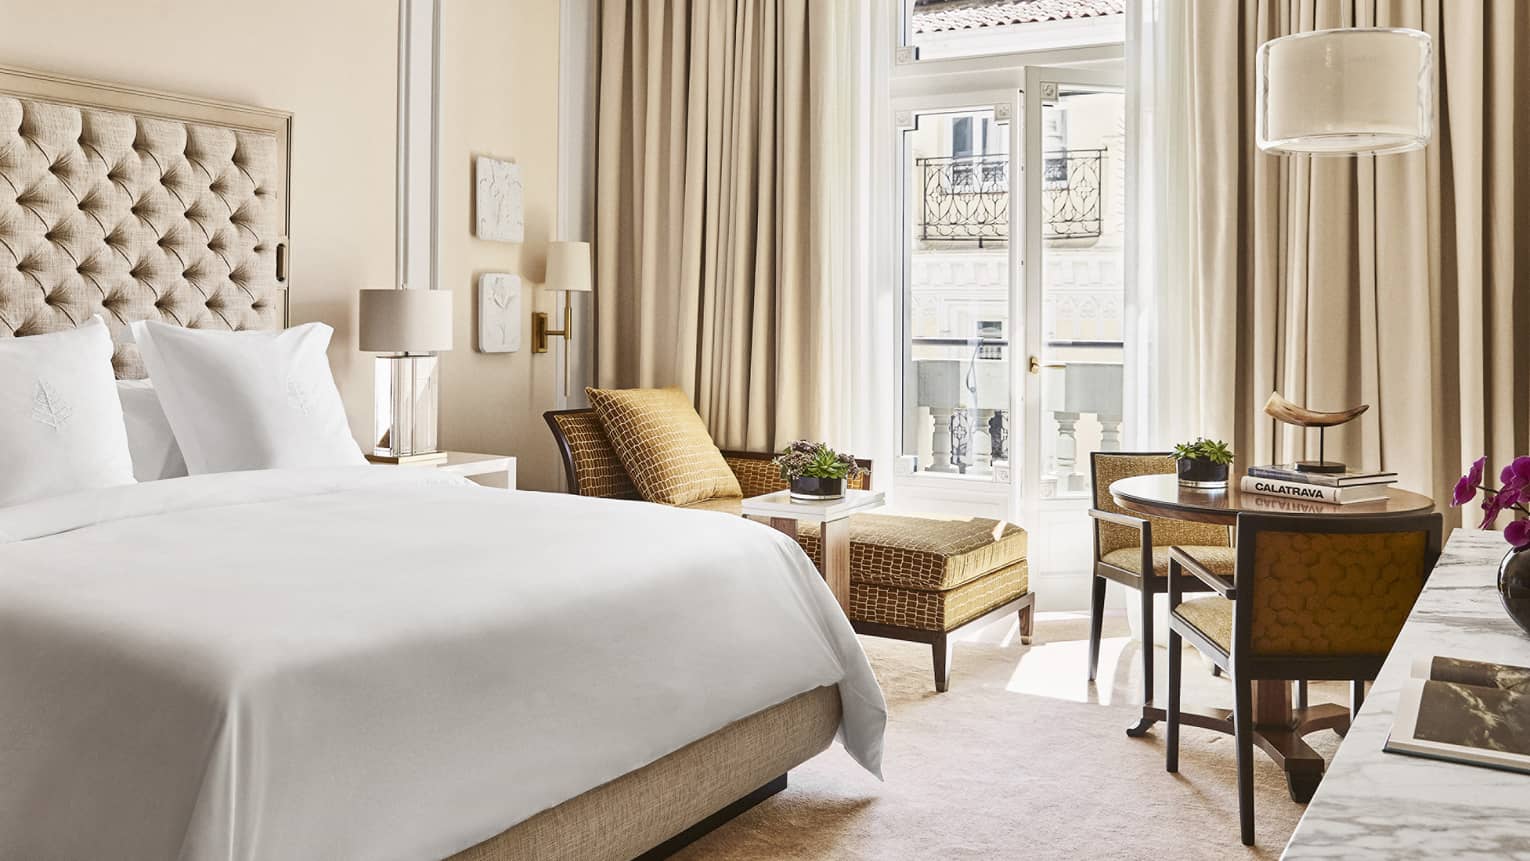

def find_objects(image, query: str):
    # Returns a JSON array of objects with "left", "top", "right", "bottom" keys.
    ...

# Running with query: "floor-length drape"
[
  {"left": 594, "top": 0, "right": 851, "bottom": 451},
  {"left": 1157, "top": 0, "right": 1530, "bottom": 520}
]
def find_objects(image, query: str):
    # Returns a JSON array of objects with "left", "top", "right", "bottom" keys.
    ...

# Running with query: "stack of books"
[{"left": 1241, "top": 464, "right": 1396, "bottom": 505}]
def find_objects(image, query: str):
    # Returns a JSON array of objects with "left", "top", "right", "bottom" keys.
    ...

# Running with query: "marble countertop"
[{"left": 1283, "top": 530, "right": 1530, "bottom": 859}]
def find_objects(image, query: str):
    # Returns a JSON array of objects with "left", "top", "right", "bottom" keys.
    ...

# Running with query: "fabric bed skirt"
[{"left": 447, "top": 685, "right": 842, "bottom": 861}]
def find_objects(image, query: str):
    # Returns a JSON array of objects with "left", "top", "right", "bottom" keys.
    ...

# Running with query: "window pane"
[
  {"left": 909, "top": 0, "right": 1126, "bottom": 61},
  {"left": 902, "top": 109, "right": 1010, "bottom": 482}
]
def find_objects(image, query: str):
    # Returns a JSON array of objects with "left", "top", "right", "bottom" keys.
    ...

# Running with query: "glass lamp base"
[{"left": 373, "top": 354, "right": 441, "bottom": 459}]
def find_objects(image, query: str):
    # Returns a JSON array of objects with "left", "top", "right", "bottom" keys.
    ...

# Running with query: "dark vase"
[
  {"left": 1498, "top": 547, "right": 1530, "bottom": 636},
  {"left": 1177, "top": 457, "right": 1230, "bottom": 489},
  {"left": 790, "top": 475, "right": 845, "bottom": 501}
]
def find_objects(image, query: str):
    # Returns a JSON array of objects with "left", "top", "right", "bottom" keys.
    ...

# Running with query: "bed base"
[
  {"left": 447, "top": 686, "right": 840, "bottom": 861},
  {"left": 634, "top": 774, "right": 788, "bottom": 860}
]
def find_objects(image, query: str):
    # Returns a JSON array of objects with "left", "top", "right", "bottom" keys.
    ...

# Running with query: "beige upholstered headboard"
[{"left": 0, "top": 65, "right": 291, "bottom": 378}]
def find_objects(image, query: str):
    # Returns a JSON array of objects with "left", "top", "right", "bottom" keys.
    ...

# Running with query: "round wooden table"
[
  {"left": 1107, "top": 473, "right": 1436, "bottom": 801},
  {"left": 1110, "top": 473, "right": 1436, "bottom": 526}
]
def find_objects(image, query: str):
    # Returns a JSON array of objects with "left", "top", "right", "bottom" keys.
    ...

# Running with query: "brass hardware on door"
[{"left": 1028, "top": 355, "right": 1040, "bottom": 375}]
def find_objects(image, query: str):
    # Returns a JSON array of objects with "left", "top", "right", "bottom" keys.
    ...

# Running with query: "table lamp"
[
  {"left": 1257, "top": 27, "right": 1433, "bottom": 156},
  {"left": 359, "top": 288, "right": 453, "bottom": 463},
  {"left": 532, "top": 241, "right": 593, "bottom": 354}
]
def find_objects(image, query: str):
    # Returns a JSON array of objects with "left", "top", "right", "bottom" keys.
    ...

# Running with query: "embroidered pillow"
[
  {"left": 0, "top": 317, "right": 136, "bottom": 507},
  {"left": 585, "top": 387, "right": 741, "bottom": 506},
  {"left": 131, "top": 321, "right": 363, "bottom": 474}
]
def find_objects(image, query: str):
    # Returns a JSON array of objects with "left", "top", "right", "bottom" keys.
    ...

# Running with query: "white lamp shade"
[
  {"left": 358, "top": 288, "right": 454, "bottom": 353},
  {"left": 1257, "top": 27, "right": 1433, "bottom": 156},
  {"left": 545, "top": 241, "right": 593, "bottom": 293}
]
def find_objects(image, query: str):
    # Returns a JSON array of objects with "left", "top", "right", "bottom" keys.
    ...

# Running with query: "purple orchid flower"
[
  {"left": 1507, "top": 519, "right": 1530, "bottom": 550},
  {"left": 1453, "top": 455, "right": 1487, "bottom": 507}
]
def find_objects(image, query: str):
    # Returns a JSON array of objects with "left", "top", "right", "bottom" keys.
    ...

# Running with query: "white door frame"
[{"left": 1016, "top": 65, "right": 1126, "bottom": 530}]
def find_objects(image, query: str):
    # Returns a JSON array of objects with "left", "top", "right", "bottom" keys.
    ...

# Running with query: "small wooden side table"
[
  {"left": 740, "top": 489, "right": 885, "bottom": 610},
  {"left": 368, "top": 451, "right": 517, "bottom": 489}
]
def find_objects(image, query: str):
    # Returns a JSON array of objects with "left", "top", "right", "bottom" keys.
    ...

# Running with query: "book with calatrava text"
[
  {"left": 1239, "top": 475, "right": 1389, "bottom": 505},
  {"left": 1385, "top": 655, "right": 1530, "bottom": 775}
]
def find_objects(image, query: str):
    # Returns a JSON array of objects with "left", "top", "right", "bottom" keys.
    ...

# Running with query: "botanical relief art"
[
  {"left": 478, "top": 273, "right": 521, "bottom": 353},
  {"left": 475, "top": 156, "right": 524, "bottom": 243}
]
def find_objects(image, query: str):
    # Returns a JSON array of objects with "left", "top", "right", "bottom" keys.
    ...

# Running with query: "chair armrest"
[
  {"left": 1088, "top": 508, "right": 1147, "bottom": 530},
  {"left": 1168, "top": 546, "right": 1237, "bottom": 599}
]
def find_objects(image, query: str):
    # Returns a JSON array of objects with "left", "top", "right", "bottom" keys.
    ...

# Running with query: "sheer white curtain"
[{"left": 1126, "top": 0, "right": 1200, "bottom": 451}]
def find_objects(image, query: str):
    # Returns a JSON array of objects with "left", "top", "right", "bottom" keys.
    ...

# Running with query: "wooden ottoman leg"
[
  {"left": 1018, "top": 593, "right": 1035, "bottom": 645},
  {"left": 933, "top": 633, "right": 953, "bottom": 693}
]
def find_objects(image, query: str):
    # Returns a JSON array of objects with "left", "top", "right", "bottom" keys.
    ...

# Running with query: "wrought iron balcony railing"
[{"left": 916, "top": 149, "right": 1104, "bottom": 243}]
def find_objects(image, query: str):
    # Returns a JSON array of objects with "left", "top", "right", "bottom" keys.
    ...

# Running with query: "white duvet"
[{"left": 0, "top": 468, "right": 885, "bottom": 861}]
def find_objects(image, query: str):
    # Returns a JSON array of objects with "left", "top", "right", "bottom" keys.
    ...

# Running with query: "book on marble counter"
[
  {"left": 1385, "top": 655, "right": 1530, "bottom": 775},
  {"left": 1239, "top": 475, "right": 1390, "bottom": 505},
  {"left": 1245, "top": 464, "right": 1398, "bottom": 487}
]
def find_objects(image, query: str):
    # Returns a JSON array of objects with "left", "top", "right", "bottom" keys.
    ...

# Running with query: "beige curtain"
[
  {"left": 593, "top": 0, "right": 846, "bottom": 451},
  {"left": 1173, "top": 0, "right": 1530, "bottom": 519}
]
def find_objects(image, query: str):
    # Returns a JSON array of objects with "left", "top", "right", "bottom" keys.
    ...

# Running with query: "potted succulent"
[
  {"left": 773, "top": 440, "right": 865, "bottom": 501},
  {"left": 1452, "top": 455, "right": 1530, "bottom": 635},
  {"left": 1172, "top": 437, "right": 1234, "bottom": 489}
]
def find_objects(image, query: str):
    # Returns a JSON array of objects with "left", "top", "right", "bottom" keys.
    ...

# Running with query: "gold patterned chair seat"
[
  {"left": 1174, "top": 595, "right": 1233, "bottom": 653},
  {"left": 1101, "top": 545, "right": 1237, "bottom": 577},
  {"left": 797, "top": 514, "right": 1028, "bottom": 592}
]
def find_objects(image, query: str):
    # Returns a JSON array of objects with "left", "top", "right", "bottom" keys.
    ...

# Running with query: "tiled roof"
[{"left": 912, "top": 0, "right": 1125, "bottom": 35}]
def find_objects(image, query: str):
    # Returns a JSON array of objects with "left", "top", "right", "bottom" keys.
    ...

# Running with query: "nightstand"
[{"left": 368, "top": 451, "right": 517, "bottom": 489}]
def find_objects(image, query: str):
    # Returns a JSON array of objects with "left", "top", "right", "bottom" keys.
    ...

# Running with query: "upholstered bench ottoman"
[{"left": 796, "top": 514, "right": 1032, "bottom": 692}]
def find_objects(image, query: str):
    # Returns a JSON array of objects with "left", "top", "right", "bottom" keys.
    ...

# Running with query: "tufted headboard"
[{"left": 0, "top": 65, "right": 291, "bottom": 378}]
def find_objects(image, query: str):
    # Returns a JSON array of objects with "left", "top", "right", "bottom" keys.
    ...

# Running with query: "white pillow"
[
  {"left": 0, "top": 317, "right": 136, "bottom": 506},
  {"left": 130, "top": 321, "right": 364, "bottom": 474},
  {"left": 116, "top": 380, "right": 188, "bottom": 482}
]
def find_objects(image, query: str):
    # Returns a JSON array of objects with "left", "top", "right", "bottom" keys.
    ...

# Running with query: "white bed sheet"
[{"left": 0, "top": 468, "right": 885, "bottom": 861}]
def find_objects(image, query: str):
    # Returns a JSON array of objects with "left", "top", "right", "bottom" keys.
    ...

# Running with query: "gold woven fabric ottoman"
[{"left": 797, "top": 514, "right": 1032, "bottom": 692}]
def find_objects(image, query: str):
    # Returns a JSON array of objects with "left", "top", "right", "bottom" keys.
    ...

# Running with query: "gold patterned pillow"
[{"left": 585, "top": 387, "right": 742, "bottom": 506}]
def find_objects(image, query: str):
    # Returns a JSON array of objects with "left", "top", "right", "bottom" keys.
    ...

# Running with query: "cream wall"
[
  {"left": 0, "top": 0, "right": 397, "bottom": 448},
  {"left": 0, "top": 0, "right": 567, "bottom": 491},
  {"left": 436, "top": 0, "right": 564, "bottom": 491}
]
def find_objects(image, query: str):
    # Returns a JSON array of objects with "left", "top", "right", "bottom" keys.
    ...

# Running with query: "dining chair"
[
  {"left": 1088, "top": 452, "right": 1235, "bottom": 736},
  {"left": 1164, "top": 511, "right": 1443, "bottom": 846}
]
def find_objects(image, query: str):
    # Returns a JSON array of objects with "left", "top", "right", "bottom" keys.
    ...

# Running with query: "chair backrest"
[
  {"left": 544, "top": 409, "right": 872, "bottom": 499},
  {"left": 1089, "top": 452, "right": 1231, "bottom": 557},
  {"left": 544, "top": 409, "right": 640, "bottom": 499},
  {"left": 1234, "top": 512, "right": 1443, "bottom": 662}
]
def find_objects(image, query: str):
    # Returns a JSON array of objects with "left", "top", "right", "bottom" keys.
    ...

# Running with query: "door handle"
[{"left": 1028, "top": 355, "right": 1040, "bottom": 375}]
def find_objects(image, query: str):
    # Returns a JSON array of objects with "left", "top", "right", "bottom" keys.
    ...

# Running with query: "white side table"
[
  {"left": 740, "top": 489, "right": 885, "bottom": 610},
  {"left": 369, "top": 451, "right": 517, "bottom": 489}
]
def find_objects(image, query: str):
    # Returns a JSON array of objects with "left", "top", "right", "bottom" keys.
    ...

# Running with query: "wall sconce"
[{"left": 532, "top": 240, "right": 593, "bottom": 353}]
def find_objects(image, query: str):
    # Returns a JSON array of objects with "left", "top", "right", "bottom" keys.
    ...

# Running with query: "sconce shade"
[
  {"left": 1257, "top": 27, "right": 1433, "bottom": 156},
  {"left": 358, "top": 288, "right": 454, "bottom": 354},
  {"left": 545, "top": 241, "right": 593, "bottom": 293}
]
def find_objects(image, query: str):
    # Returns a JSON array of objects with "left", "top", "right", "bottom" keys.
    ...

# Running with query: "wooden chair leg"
[
  {"left": 1211, "top": 664, "right": 1222, "bottom": 678},
  {"left": 1087, "top": 574, "right": 1106, "bottom": 681},
  {"left": 1018, "top": 597, "right": 1034, "bottom": 646},
  {"left": 1166, "top": 626, "right": 1182, "bottom": 773},
  {"left": 1125, "top": 585, "right": 1156, "bottom": 737},
  {"left": 933, "top": 634, "right": 953, "bottom": 693},
  {"left": 1234, "top": 674, "right": 1256, "bottom": 846},
  {"left": 1351, "top": 679, "right": 1366, "bottom": 719}
]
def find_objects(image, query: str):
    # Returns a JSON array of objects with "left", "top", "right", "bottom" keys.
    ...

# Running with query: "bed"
[{"left": 0, "top": 65, "right": 885, "bottom": 861}]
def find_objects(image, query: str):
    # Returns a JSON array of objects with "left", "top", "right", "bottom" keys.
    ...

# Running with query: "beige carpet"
[{"left": 676, "top": 613, "right": 1343, "bottom": 860}]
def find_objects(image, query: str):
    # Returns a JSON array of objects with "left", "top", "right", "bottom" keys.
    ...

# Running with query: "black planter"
[
  {"left": 1498, "top": 547, "right": 1530, "bottom": 636},
  {"left": 790, "top": 475, "right": 845, "bottom": 501},
  {"left": 1177, "top": 457, "right": 1230, "bottom": 489}
]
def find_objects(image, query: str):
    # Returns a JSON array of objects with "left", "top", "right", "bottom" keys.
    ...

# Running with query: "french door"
[{"left": 895, "top": 66, "right": 1126, "bottom": 605}]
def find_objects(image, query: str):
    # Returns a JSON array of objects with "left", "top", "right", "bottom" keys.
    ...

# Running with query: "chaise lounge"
[{"left": 546, "top": 407, "right": 1034, "bottom": 692}]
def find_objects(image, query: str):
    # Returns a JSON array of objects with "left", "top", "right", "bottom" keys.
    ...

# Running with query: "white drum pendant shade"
[{"left": 1257, "top": 27, "right": 1433, "bottom": 156}]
